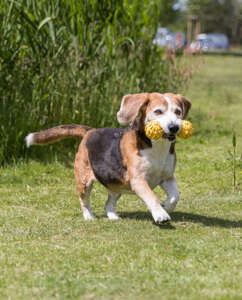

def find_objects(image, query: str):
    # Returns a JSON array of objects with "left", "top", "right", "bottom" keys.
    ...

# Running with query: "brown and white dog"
[{"left": 25, "top": 93, "right": 191, "bottom": 223}]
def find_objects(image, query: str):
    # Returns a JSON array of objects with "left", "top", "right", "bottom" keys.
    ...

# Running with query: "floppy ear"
[
  {"left": 178, "top": 95, "right": 191, "bottom": 119},
  {"left": 117, "top": 93, "right": 149, "bottom": 125}
]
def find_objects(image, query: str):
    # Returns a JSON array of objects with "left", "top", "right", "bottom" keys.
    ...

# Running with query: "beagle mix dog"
[{"left": 26, "top": 92, "right": 191, "bottom": 223}]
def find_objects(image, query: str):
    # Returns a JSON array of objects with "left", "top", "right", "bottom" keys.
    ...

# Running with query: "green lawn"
[{"left": 0, "top": 55, "right": 241, "bottom": 300}]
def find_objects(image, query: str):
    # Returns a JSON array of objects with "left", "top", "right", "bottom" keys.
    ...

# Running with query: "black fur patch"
[
  {"left": 86, "top": 128, "right": 127, "bottom": 187},
  {"left": 137, "top": 130, "right": 152, "bottom": 149},
  {"left": 130, "top": 119, "right": 152, "bottom": 150},
  {"left": 169, "top": 142, "right": 176, "bottom": 154}
]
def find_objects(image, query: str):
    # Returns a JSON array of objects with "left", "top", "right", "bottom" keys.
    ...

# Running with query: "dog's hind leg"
[
  {"left": 74, "top": 144, "right": 95, "bottom": 220},
  {"left": 105, "top": 192, "right": 121, "bottom": 220},
  {"left": 78, "top": 181, "right": 94, "bottom": 220}
]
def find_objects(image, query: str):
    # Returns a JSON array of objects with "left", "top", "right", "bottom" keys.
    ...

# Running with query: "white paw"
[
  {"left": 83, "top": 210, "right": 95, "bottom": 220},
  {"left": 152, "top": 206, "right": 171, "bottom": 223},
  {"left": 107, "top": 212, "right": 120, "bottom": 220}
]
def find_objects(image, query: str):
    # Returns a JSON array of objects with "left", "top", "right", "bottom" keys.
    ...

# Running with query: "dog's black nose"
[{"left": 168, "top": 124, "right": 179, "bottom": 134}]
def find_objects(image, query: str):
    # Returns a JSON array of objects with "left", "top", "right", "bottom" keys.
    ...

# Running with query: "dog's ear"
[
  {"left": 117, "top": 93, "right": 149, "bottom": 125},
  {"left": 178, "top": 95, "right": 191, "bottom": 119}
]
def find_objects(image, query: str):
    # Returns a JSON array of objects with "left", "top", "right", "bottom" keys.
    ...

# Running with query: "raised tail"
[{"left": 25, "top": 124, "right": 92, "bottom": 147}]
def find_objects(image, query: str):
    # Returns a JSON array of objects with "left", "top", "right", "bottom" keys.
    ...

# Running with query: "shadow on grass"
[
  {"left": 119, "top": 211, "right": 176, "bottom": 230},
  {"left": 120, "top": 211, "right": 242, "bottom": 229},
  {"left": 172, "top": 211, "right": 242, "bottom": 229}
]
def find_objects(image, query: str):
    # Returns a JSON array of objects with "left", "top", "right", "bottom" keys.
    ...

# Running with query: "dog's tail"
[{"left": 25, "top": 124, "right": 92, "bottom": 147}]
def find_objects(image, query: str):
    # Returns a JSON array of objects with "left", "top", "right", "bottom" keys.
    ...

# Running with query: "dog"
[{"left": 25, "top": 92, "right": 191, "bottom": 223}]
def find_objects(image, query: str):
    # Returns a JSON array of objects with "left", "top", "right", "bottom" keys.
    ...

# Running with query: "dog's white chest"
[{"left": 140, "top": 140, "right": 175, "bottom": 189}]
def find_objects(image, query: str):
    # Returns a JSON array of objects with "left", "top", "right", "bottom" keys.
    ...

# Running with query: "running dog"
[{"left": 26, "top": 92, "right": 191, "bottom": 223}]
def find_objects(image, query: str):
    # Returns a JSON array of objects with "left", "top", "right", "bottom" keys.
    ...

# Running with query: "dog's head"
[{"left": 117, "top": 92, "right": 191, "bottom": 142}]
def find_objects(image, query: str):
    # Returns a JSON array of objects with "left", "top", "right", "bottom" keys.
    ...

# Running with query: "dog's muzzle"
[
  {"left": 168, "top": 123, "right": 179, "bottom": 134},
  {"left": 162, "top": 123, "right": 180, "bottom": 141},
  {"left": 163, "top": 133, "right": 176, "bottom": 142}
]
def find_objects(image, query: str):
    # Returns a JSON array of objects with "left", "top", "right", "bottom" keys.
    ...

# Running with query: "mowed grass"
[{"left": 0, "top": 55, "right": 242, "bottom": 300}]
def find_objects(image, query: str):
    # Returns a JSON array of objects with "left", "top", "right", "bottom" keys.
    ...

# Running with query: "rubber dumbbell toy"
[{"left": 144, "top": 120, "right": 193, "bottom": 140}]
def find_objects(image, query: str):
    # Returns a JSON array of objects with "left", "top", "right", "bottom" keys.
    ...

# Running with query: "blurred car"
[
  {"left": 153, "top": 27, "right": 186, "bottom": 49},
  {"left": 153, "top": 27, "right": 172, "bottom": 48},
  {"left": 190, "top": 33, "right": 230, "bottom": 52}
]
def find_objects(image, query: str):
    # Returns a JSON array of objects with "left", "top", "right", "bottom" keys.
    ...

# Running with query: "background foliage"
[
  {"left": 186, "top": 0, "right": 242, "bottom": 43},
  {"left": 0, "top": 0, "right": 189, "bottom": 165}
]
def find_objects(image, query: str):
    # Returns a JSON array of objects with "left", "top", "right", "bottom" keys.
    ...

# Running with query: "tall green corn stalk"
[{"left": 0, "top": 0, "right": 189, "bottom": 164}]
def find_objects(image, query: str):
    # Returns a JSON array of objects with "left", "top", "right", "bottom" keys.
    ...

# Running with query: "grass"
[{"left": 0, "top": 55, "right": 242, "bottom": 299}]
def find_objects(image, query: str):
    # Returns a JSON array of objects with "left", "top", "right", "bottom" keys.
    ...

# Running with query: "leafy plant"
[{"left": 0, "top": 0, "right": 190, "bottom": 165}]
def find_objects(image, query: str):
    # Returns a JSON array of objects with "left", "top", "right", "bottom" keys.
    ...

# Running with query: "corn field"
[{"left": 0, "top": 0, "right": 189, "bottom": 164}]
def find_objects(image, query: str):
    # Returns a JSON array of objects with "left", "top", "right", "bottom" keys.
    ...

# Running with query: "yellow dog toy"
[{"left": 145, "top": 120, "right": 193, "bottom": 140}]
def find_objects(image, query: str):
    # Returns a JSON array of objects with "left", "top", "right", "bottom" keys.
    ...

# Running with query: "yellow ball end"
[
  {"left": 144, "top": 121, "right": 164, "bottom": 140},
  {"left": 178, "top": 120, "right": 194, "bottom": 139}
]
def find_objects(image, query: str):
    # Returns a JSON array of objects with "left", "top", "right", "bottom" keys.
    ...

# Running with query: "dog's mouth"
[{"left": 163, "top": 133, "right": 176, "bottom": 142}]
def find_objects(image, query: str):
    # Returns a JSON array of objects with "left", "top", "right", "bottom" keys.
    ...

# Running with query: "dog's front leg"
[
  {"left": 131, "top": 178, "right": 171, "bottom": 223},
  {"left": 160, "top": 176, "right": 179, "bottom": 213}
]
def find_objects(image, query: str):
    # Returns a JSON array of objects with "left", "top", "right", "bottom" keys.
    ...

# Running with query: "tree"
[
  {"left": 186, "top": 0, "right": 242, "bottom": 43},
  {"left": 156, "top": 0, "right": 181, "bottom": 27}
]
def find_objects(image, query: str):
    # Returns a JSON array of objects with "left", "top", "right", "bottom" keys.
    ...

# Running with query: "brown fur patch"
[
  {"left": 117, "top": 93, "right": 149, "bottom": 125},
  {"left": 164, "top": 93, "right": 191, "bottom": 119},
  {"left": 120, "top": 130, "right": 147, "bottom": 185},
  {"left": 144, "top": 93, "right": 168, "bottom": 114},
  {"left": 74, "top": 129, "right": 97, "bottom": 196}
]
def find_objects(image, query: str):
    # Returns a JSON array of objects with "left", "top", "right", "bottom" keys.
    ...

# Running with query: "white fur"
[
  {"left": 164, "top": 96, "right": 172, "bottom": 108},
  {"left": 25, "top": 133, "right": 35, "bottom": 148},
  {"left": 151, "top": 205, "right": 171, "bottom": 223},
  {"left": 80, "top": 198, "right": 95, "bottom": 220},
  {"left": 140, "top": 139, "right": 175, "bottom": 189},
  {"left": 161, "top": 178, "right": 179, "bottom": 213},
  {"left": 82, "top": 207, "right": 95, "bottom": 220}
]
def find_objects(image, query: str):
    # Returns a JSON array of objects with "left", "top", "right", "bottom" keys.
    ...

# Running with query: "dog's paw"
[
  {"left": 107, "top": 212, "right": 120, "bottom": 220},
  {"left": 83, "top": 210, "right": 95, "bottom": 220},
  {"left": 152, "top": 206, "right": 171, "bottom": 223},
  {"left": 162, "top": 200, "right": 177, "bottom": 213}
]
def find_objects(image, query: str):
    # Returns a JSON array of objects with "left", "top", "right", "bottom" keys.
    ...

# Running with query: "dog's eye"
[
  {"left": 175, "top": 109, "right": 181, "bottom": 116},
  {"left": 154, "top": 109, "right": 163, "bottom": 115}
]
